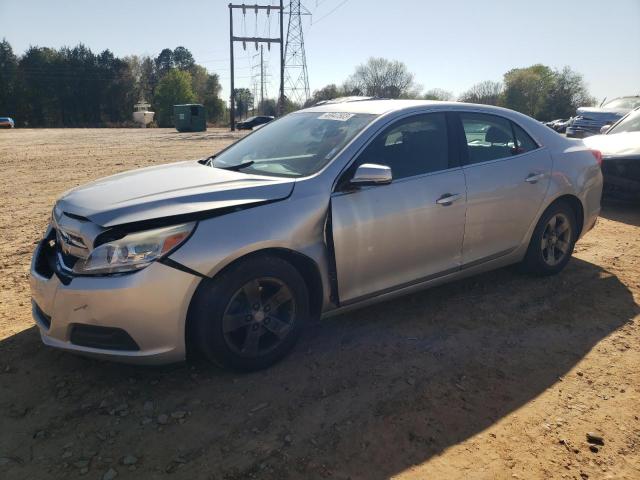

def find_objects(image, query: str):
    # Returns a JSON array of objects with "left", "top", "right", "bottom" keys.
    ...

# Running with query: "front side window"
[
  {"left": 211, "top": 112, "right": 376, "bottom": 178},
  {"left": 355, "top": 113, "right": 449, "bottom": 180}
]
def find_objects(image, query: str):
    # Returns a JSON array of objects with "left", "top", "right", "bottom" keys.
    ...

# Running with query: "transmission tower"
[{"left": 284, "top": 1, "right": 311, "bottom": 105}]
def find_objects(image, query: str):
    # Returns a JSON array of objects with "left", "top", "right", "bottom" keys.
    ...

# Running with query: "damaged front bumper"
[{"left": 29, "top": 228, "right": 201, "bottom": 365}]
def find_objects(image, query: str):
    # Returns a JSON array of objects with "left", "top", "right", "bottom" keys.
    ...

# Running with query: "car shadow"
[
  {"left": 600, "top": 198, "right": 640, "bottom": 227},
  {"left": 0, "top": 257, "right": 637, "bottom": 479}
]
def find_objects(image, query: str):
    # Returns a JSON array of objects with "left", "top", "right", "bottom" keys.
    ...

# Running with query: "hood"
[
  {"left": 576, "top": 107, "right": 626, "bottom": 121},
  {"left": 583, "top": 132, "right": 640, "bottom": 157},
  {"left": 57, "top": 161, "right": 295, "bottom": 227}
]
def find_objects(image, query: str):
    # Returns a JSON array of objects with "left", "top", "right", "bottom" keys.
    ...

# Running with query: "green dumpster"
[{"left": 174, "top": 104, "right": 207, "bottom": 132}]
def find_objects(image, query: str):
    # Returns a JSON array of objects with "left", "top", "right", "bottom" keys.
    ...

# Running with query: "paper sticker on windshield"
[{"left": 318, "top": 112, "right": 355, "bottom": 121}]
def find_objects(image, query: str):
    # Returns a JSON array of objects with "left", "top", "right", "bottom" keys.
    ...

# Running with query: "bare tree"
[
  {"left": 458, "top": 80, "right": 503, "bottom": 105},
  {"left": 345, "top": 57, "right": 421, "bottom": 98}
]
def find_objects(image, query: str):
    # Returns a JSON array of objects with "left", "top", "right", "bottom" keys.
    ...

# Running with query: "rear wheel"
[
  {"left": 522, "top": 202, "right": 577, "bottom": 276},
  {"left": 190, "top": 255, "right": 309, "bottom": 371}
]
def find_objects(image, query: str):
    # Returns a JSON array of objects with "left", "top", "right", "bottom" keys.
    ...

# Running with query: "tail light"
[{"left": 590, "top": 149, "right": 603, "bottom": 167}]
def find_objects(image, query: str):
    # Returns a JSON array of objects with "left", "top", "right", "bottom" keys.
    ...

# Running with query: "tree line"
[
  {"left": 307, "top": 57, "right": 596, "bottom": 121},
  {"left": 0, "top": 38, "right": 596, "bottom": 127},
  {"left": 0, "top": 40, "right": 226, "bottom": 127}
]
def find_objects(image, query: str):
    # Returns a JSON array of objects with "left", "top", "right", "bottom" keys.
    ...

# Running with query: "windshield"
[
  {"left": 603, "top": 97, "right": 640, "bottom": 110},
  {"left": 608, "top": 109, "right": 640, "bottom": 134},
  {"left": 212, "top": 112, "right": 376, "bottom": 177}
]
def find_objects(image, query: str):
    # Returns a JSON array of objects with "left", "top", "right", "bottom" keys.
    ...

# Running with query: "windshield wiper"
[
  {"left": 199, "top": 154, "right": 217, "bottom": 166},
  {"left": 215, "top": 160, "right": 255, "bottom": 171}
]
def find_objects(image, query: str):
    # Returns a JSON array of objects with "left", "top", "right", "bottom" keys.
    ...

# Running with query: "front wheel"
[
  {"left": 521, "top": 202, "right": 577, "bottom": 276},
  {"left": 190, "top": 255, "right": 309, "bottom": 371}
]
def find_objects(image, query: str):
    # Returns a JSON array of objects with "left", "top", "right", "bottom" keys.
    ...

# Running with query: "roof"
[
  {"left": 301, "top": 98, "right": 526, "bottom": 117},
  {"left": 302, "top": 99, "right": 440, "bottom": 115}
]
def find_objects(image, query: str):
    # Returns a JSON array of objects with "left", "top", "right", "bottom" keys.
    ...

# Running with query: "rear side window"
[
  {"left": 460, "top": 113, "right": 540, "bottom": 165},
  {"left": 460, "top": 113, "right": 514, "bottom": 165},
  {"left": 512, "top": 123, "right": 539, "bottom": 153},
  {"left": 356, "top": 113, "right": 449, "bottom": 180}
]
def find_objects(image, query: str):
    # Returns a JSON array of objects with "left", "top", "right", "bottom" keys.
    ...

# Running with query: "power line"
[{"left": 311, "top": 0, "right": 349, "bottom": 26}]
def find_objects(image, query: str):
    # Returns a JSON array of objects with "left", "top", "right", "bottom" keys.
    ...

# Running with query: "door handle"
[
  {"left": 525, "top": 173, "right": 545, "bottom": 184},
  {"left": 436, "top": 193, "right": 461, "bottom": 206}
]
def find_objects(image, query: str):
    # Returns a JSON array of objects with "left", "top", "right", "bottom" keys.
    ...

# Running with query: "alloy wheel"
[
  {"left": 222, "top": 277, "right": 296, "bottom": 356},
  {"left": 541, "top": 213, "right": 572, "bottom": 266}
]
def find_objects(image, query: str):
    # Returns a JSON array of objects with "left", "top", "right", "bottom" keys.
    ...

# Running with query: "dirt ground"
[{"left": 0, "top": 128, "right": 638, "bottom": 480}]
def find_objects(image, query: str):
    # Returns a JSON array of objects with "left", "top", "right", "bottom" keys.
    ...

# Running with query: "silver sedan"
[{"left": 30, "top": 99, "right": 603, "bottom": 370}]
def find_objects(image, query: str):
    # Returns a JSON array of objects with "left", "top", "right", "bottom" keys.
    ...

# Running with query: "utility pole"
[
  {"left": 260, "top": 45, "right": 264, "bottom": 115},
  {"left": 228, "top": 2, "right": 284, "bottom": 131},
  {"left": 279, "top": 0, "right": 285, "bottom": 116},
  {"left": 229, "top": 4, "right": 235, "bottom": 131},
  {"left": 252, "top": 81, "right": 258, "bottom": 115}
]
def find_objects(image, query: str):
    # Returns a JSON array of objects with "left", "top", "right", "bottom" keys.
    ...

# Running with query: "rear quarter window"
[{"left": 512, "top": 123, "right": 539, "bottom": 154}]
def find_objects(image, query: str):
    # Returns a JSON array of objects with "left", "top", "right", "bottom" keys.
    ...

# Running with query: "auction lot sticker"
[{"left": 318, "top": 112, "right": 356, "bottom": 121}]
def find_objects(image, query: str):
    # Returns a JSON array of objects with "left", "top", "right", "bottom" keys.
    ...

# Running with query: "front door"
[
  {"left": 331, "top": 112, "right": 467, "bottom": 304},
  {"left": 457, "top": 112, "right": 552, "bottom": 265}
]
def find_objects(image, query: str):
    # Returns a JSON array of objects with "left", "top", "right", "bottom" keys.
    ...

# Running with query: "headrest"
[{"left": 485, "top": 126, "right": 511, "bottom": 144}]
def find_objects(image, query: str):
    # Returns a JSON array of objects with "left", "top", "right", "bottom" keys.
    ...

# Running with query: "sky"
[{"left": 1, "top": 0, "right": 639, "bottom": 103}]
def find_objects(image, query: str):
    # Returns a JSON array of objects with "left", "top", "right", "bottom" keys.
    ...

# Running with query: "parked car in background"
[
  {"left": 584, "top": 106, "right": 640, "bottom": 200},
  {"left": 567, "top": 96, "right": 640, "bottom": 138},
  {"left": 553, "top": 118, "right": 573, "bottom": 134},
  {"left": 30, "top": 100, "right": 602, "bottom": 370},
  {"left": 237, "top": 115, "right": 274, "bottom": 130},
  {"left": 0, "top": 117, "right": 15, "bottom": 128},
  {"left": 545, "top": 118, "right": 572, "bottom": 134}
]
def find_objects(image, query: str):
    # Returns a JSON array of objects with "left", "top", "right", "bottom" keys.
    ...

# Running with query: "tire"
[
  {"left": 190, "top": 255, "right": 309, "bottom": 371},
  {"left": 521, "top": 201, "right": 577, "bottom": 276}
]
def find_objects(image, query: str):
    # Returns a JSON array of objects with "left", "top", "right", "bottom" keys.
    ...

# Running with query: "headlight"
[{"left": 72, "top": 222, "right": 196, "bottom": 275}]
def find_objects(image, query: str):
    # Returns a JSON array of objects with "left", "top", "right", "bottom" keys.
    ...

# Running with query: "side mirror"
[
  {"left": 350, "top": 163, "right": 392, "bottom": 186},
  {"left": 600, "top": 124, "right": 611, "bottom": 134}
]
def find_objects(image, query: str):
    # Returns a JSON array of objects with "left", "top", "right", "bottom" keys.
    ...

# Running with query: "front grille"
[
  {"left": 34, "top": 228, "right": 78, "bottom": 284},
  {"left": 34, "top": 231, "right": 56, "bottom": 279},
  {"left": 57, "top": 228, "right": 86, "bottom": 249},
  {"left": 32, "top": 301, "right": 51, "bottom": 329},
  {"left": 57, "top": 248, "right": 79, "bottom": 272},
  {"left": 55, "top": 225, "right": 90, "bottom": 260},
  {"left": 70, "top": 324, "right": 140, "bottom": 351}
]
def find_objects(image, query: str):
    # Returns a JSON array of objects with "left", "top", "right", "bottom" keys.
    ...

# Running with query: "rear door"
[
  {"left": 331, "top": 112, "right": 467, "bottom": 303},
  {"left": 456, "top": 112, "right": 552, "bottom": 265}
]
